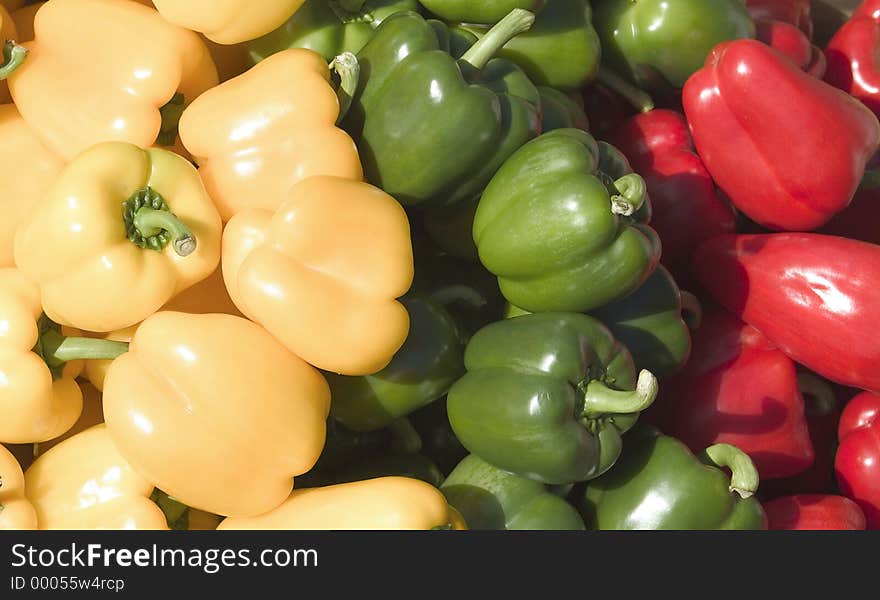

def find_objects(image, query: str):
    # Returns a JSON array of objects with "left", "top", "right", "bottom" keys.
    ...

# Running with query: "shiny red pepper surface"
[
  {"left": 763, "top": 494, "right": 866, "bottom": 530},
  {"left": 683, "top": 39, "right": 880, "bottom": 231},
  {"left": 825, "top": 0, "right": 880, "bottom": 118},
  {"left": 693, "top": 234, "right": 880, "bottom": 394},
  {"left": 645, "top": 306, "right": 813, "bottom": 480},
  {"left": 836, "top": 392, "right": 880, "bottom": 529},
  {"left": 754, "top": 19, "right": 825, "bottom": 77}
]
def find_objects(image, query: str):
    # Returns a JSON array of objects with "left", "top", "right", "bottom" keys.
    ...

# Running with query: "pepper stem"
[
  {"left": 581, "top": 370, "right": 658, "bottom": 418},
  {"left": 133, "top": 208, "right": 196, "bottom": 257},
  {"left": 157, "top": 93, "right": 185, "bottom": 147},
  {"left": 37, "top": 324, "right": 128, "bottom": 375},
  {"left": 330, "top": 52, "right": 360, "bottom": 124},
  {"left": 680, "top": 291, "right": 703, "bottom": 331},
  {"left": 610, "top": 174, "right": 647, "bottom": 216},
  {"left": 388, "top": 418, "right": 423, "bottom": 455},
  {"left": 797, "top": 372, "right": 837, "bottom": 417},
  {"left": 700, "top": 444, "right": 760, "bottom": 499},
  {"left": 459, "top": 9, "right": 535, "bottom": 71},
  {"left": 596, "top": 66, "right": 655, "bottom": 114},
  {"left": 0, "top": 41, "right": 27, "bottom": 80}
]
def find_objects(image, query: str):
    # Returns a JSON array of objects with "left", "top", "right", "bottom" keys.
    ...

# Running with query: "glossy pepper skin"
[
  {"left": 0, "top": 443, "right": 37, "bottom": 530},
  {"left": 453, "top": 0, "right": 600, "bottom": 90},
  {"left": 646, "top": 307, "right": 814, "bottom": 480},
  {"left": 693, "top": 234, "right": 880, "bottom": 394},
  {"left": 25, "top": 425, "right": 168, "bottom": 530},
  {"left": 764, "top": 495, "right": 866, "bottom": 530},
  {"left": 248, "top": 0, "right": 420, "bottom": 63},
  {"left": 835, "top": 392, "right": 880, "bottom": 529},
  {"left": 683, "top": 39, "right": 880, "bottom": 231},
  {"left": 578, "top": 425, "right": 768, "bottom": 530},
  {"left": 218, "top": 477, "right": 464, "bottom": 530},
  {"left": 343, "top": 10, "right": 541, "bottom": 208},
  {"left": 7, "top": 0, "right": 218, "bottom": 161},
  {"left": 14, "top": 142, "right": 222, "bottom": 333},
  {"left": 442, "top": 454, "right": 585, "bottom": 530},
  {"left": 609, "top": 109, "right": 735, "bottom": 284},
  {"left": 474, "top": 128, "right": 660, "bottom": 314},
  {"left": 593, "top": 0, "right": 755, "bottom": 93},
  {"left": 0, "top": 104, "right": 63, "bottom": 267},
  {"left": 746, "top": 0, "right": 814, "bottom": 37},
  {"left": 447, "top": 312, "right": 659, "bottom": 485},
  {"left": 222, "top": 176, "right": 413, "bottom": 376},
  {"left": 103, "top": 312, "right": 331, "bottom": 518},
  {"left": 152, "top": 0, "right": 306, "bottom": 45},
  {"left": 420, "top": 0, "right": 545, "bottom": 24},
  {"left": 179, "top": 48, "right": 363, "bottom": 222},
  {"left": 755, "top": 18, "right": 826, "bottom": 77},
  {"left": 825, "top": 0, "right": 880, "bottom": 118},
  {"left": 36, "top": 382, "right": 103, "bottom": 457}
]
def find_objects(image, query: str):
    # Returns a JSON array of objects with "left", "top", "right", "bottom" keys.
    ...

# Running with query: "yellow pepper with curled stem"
[
  {"left": 152, "top": 0, "right": 306, "bottom": 45},
  {"left": 14, "top": 142, "right": 222, "bottom": 333},
  {"left": 218, "top": 477, "right": 466, "bottom": 530},
  {"left": 4, "top": 0, "right": 218, "bottom": 161},
  {"left": 25, "top": 424, "right": 168, "bottom": 530},
  {"left": 0, "top": 4, "right": 20, "bottom": 104},
  {"left": 179, "top": 48, "right": 362, "bottom": 221},
  {"left": 0, "top": 443, "right": 38, "bottom": 530},
  {"left": 36, "top": 382, "right": 104, "bottom": 457}
]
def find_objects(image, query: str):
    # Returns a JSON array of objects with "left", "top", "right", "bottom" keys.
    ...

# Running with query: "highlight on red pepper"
[
  {"left": 763, "top": 494, "right": 866, "bottom": 530},
  {"left": 835, "top": 391, "right": 880, "bottom": 529},
  {"left": 754, "top": 18, "right": 826, "bottom": 77}
]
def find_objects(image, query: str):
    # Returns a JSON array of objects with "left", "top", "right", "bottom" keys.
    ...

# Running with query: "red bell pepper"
[
  {"left": 754, "top": 19, "right": 826, "bottom": 77},
  {"left": 825, "top": 0, "right": 880, "bottom": 119},
  {"left": 836, "top": 391, "right": 880, "bottom": 529},
  {"left": 763, "top": 495, "right": 866, "bottom": 530},
  {"left": 645, "top": 305, "right": 813, "bottom": 480},
  {"left": 745, "top": 0, "right": 813, "bottom": 38},
  {"left": 608, "top": 110, "right": 735, "bottom": 284},
  {"left": 693, "top": 233, "right": 880, "bottom": 394},
  {"left": 683, "top": 39, "right": 880, "bottom": 231}
]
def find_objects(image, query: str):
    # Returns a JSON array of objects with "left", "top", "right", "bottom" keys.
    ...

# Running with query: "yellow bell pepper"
[
  {"left": 25, "top": 424, "right": 168, "bottom": 529},
  {"left": 84, "top": 267, "right": 242, "bottom": 391},
  {"left": 14, "top": 142, "right": 223, "bottom": 333},
  {"left": 179, "top": 48, "right": 362, "bottom": 221},
  {"left": 152, "top": 0, "right": 306, "bottom": 45},
  {"left": 0, "top": 443, "right": 38, "bottom": 530},
  {"left": 36, "top": 382, "right": 104, "bottom": 456},
  {"left": 222, "top": 175, "right": 413, "bottom": 376},
  {"left": 0, "top": 4, "right": 20, "bottom": 104},
  {"left": 5, "top": 0, "right": 218, "bottom": 161},
  {"left": 218, "top": 477, "right": 465, "bottom": 530},
  {"left": 103, "top": 311, "right": 331, "bottom": 517},
  {"left": 0, "top": 103, "right": 64, "bottom": 267}
]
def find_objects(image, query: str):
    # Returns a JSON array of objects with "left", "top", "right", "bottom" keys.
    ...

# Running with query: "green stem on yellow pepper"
[
  {"left": 124, "top": 186, "right": 197, "bottom": 257},
  {"left": 331, "top": 52, "right": 360, "bottom": 124},
  {"left": 460, "top": 9, "right": 535, "bottom": 71},
  {"left": 34, "top": 316, "right": 129, "bottom": 379},
  {"left": 0, "top": 41, "right": 27, "bottom": 80}
]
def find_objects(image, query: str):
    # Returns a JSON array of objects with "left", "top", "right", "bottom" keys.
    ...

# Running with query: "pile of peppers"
[{"left": 1, "top": 0, "right": 879, "bottom": 533}]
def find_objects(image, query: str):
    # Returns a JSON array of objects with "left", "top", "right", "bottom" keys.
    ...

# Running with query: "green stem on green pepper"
[{"left": 459, "top": 9, "right": 535, "bottom": 71}]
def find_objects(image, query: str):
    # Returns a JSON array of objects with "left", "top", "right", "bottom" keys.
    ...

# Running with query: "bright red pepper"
[
  {"left": 645, "top": 306, "right": 813, "bottom": 480},
  {"left": 754, "top": 19, "right": 825, "bottom": 77},
  {"left": 683, "top": 39, "right": 880, "bottom": 231},
  {"left": 745, "top": 0, "right": 813, "bottom": 38},
  {"left": 836, "top": 391, "right": 880, "bottom": 529},
  {"left": 693, "top": 233, "right": 880, "bottom": 394},
  {"left": 609, "top": 110, "right": 735, "bottom": 284},
  {"left": 825, "top": 0, "right": 880, "bottom": 119},
  {"left": 763, "top": 495, "right": 866, "bottom": 530}
]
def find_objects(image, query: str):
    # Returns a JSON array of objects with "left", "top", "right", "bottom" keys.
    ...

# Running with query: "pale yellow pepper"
[
  {"left": 223, "top": 175, "right": 413, "bottom": 376},
  {"left": 36, "top": 382, "right": 104, "bottom": 456},
  {"left": 152, "top": 0, "right": 306, "bottom": 45},
  {"left": 103, "top": 311, "right": 331, "bottom": 518},
  {"left": 25, "top": 424, "right": 168, "bottom": 529},
  {"left": 179, "top": 48, "right": 363, "bottom": 221},
  {"left": 0, "top": 103, "right": 64, "bottom": 267},
  {"left": 218, "top": 477, "right": 466, "bottom": 530},
  {"left": 14, "top": 142, "right": 222, "bottom": 333},
  {"left": 7, "top": 0, "right": 218, "bottom": 161},
  {"left": 0, "top": 443, "right": 38, "bottom": 530}
]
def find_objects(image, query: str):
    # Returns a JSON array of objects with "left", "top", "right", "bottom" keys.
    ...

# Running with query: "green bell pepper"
[
  {"left": 309, "top": 416, "right": 421, "bottom": 474},
  {"left": 538, "top": 86, "right": 589, "bottom": 132},
  {"left": 447, "top": 312, "right": 659, "bottom": 485},
  {"left": 408, "top": 396, "right": 468, "bottom": 476},
  {"left": 419, "top": 0, "right": 547, "bottom": 24},
  {"left": 344, "top": 9, "right": 541, "bottom": 207},
  {"left": 453, "top": 0, "right": 601, "bottom": 90},
  {"left": 442, "top": 454, "right": 585, "bottom": 530},
  {"left": 592, "top": 0, "right": 755, "bottom": 93},
  {"left": 296, "top": 452, "right": 445, "bottom": 488},
  {"left": 577, "top": 425, "right": 768, "bottom": 530},
  {"left": 474, "top": 128, "right": 661, "bottom": 314},
  {"left": 247, "top": 0, "right": 421, "bottom": 64},
  {"left": 327, "top": 295, "right": 465, "bottom": 432}
]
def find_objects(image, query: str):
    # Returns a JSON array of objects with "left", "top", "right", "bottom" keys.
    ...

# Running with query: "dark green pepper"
[
  {"left": 409, "top": 396, "right": 468, "bottom": 476},
  {"left": 447, "top": 312, "right": 659, "bottom": 484},
  {"left": 327, "top": 295, "right": 465, "bottom": 432},
  {"left": 423, "top": 195, "right": 482, "bottom": 262},
  {"left": 577, "top": 425, "right": 767, "bottom": 530},
  {"left": 308, "top": 417, "right": 406, "bottom": 474},
  {"left": 474, "top": 128, "right": 661, "bottom": 314},
  {"left": 248, "top": 0, "right": 421, "bottom": 64},
  {"left": 344, "top": 9, "right": 541, "bottom": 207},
  {"left": 442, "top": 454, "right": 585, "bottom": 530},
  {"left": 419, "top": 0, "right": 547, "bottom": 24},
  {"left": 296, "top": 452, "right": 445, "bottom": 489},
  {"left": 454, "top": 0, "right": 601, "bottom": 90},
  {"left": 538, "top": 86, "right": 589, "bottom": 132},
  {"left": 593, "top": 0, "right": 755, "bottom": 94}
]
